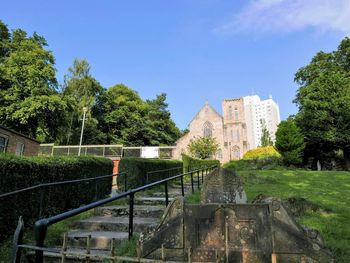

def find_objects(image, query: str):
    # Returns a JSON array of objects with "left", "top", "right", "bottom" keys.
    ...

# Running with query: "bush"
[
  {"left": 0, "top": 155, "right": 113, "bottom": 242},
  {"left": 182, "top": 154, "right": 220, "bottom": 173},
  {"left": 243, "top": 146, "right": 281, "bottom": 160},
  {"left": 118, "top": 157, "right": 183, "bottom": 190},
  {"left": 224, "top": 147, "right": 282, "bottom": 170}
]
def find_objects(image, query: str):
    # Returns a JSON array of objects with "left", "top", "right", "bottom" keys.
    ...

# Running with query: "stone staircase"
[{"left": 41, "top": 182, "right": 194, "bottom": 262}]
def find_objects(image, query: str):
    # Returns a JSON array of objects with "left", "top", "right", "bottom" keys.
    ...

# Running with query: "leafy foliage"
[
  {"left": 187, "top": 136, "right": 220, "bottom": 159},
  {"left": 237, "top": 170, "right": 350, "bottom": 263},
  {"left": 0, "top": 20, "right": 181, "bottom": 146},
  {"left": 62, "top": 59, "right": 105, "bottom": 144},
  {"left": 0, "top": 155, "right": 113, "bottom": 242},
  {"left": 275, "top": 118, "right": 305, "bottom": 166},
  {"left": 260, "top": 127, "right": 273, "bottom": 147},
  {"left": 96, "top": 84, "right": 180, "bottom": 146},
  {"left": 243, "top": 146, "right": 280, "bottom": 160},
  {"left": 182, "top": 154, "right": 220, "bottom": 173},
  {"left": 0, "top": 22, "right": 69, "bottom": 142},
  {"left": 117, "top": 157, "right": 183, "bottom": 189},
  {"left": 294, "top": 37, "right": 350, "bottom": 169}
]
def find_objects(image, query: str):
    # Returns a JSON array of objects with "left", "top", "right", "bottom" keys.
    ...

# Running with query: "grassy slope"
[{"left": 237, "top": 170, "right": 350, "bottom": 263}]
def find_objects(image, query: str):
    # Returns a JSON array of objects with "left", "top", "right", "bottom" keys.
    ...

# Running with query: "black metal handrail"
[
  {"left": 145, "top": 166, "right": 183, "bottom": 184},
  {"left": 1, "top": 172, "right": 124, "bottom": 223},
  {"left": 22, "top": 165, "right": 218, "bottom": 263},
  {"left": 0, "top": 172, "right": 124, "bottom": 198}
]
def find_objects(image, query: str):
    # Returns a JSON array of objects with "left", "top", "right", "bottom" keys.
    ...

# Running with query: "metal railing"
[
  {"left": 145, "top": 166, "right": 183, "bottom": 185},
  {"left": 39, "top": 144, "right": 177, "bottom": 159},
  {"left": 12, "top": 165, "right": 218, "bottom": 263},
  {"left": 0, "top": 172, "right": 124, "bottom": 221}
]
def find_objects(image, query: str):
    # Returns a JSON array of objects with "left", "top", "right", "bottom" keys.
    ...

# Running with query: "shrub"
[
  {"left": 0, "top": 155, "right": 113, "bottom": 242},
  {"left": 243, "top": 146, "right": 281, "bottom": 160},
  {"left": 275, "top": 119, "right": 305, "bottom": 166},
  {"left": 117, "top": 157, "right": 183, "bottom": 190},
  {"left": 224, "top": 147, "right": 282, "bottom": 170},
  {"left": 182, "top": 154, "right": 220, "bottom": 173}
]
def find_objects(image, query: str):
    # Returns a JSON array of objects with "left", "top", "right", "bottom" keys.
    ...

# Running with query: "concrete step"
[
  {"left": 41, "top": 247, "right": 110, "bottom": 262},
  {"left": 73, "top": 216, "right": 158, "bottom": 233},
  {"left": 150, "top": 190, "right": 183, "bottom": 198},
  {"left": 66, "top": 230, "right": 128, "bottom": 250},
  {"left": 134, "top": 196, "right": 174, "bottom": 206},
  {"left": 95, "top": 205, "right": 164, "bottom": 218}
]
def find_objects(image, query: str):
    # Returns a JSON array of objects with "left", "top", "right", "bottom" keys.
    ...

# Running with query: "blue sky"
[{"left": 1, "top": 0, "right": 349, "bottom": 129}]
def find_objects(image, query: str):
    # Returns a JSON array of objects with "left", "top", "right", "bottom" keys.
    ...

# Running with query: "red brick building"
[{"left": 0, "top": 125, "right": 40, "bottom": 156}]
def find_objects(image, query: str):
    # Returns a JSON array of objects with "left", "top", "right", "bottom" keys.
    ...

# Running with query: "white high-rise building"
[{"left": 243, "top": 95, "right": 280, "bottom": 149}]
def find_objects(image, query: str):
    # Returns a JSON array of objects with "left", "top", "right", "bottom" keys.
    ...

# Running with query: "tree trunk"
[{"left": 343, "top": 147, "right": 350, "bottom": 171}]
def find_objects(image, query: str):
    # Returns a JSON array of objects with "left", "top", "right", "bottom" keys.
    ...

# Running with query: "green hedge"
[
  {"left": 223, "top": 156, "right": 283, "bottom": 170},
  {"left": 0, "top": 155, "right": 113, "bottom": 242},
  {"left": 118, "top": 157, "right": 183, "bottom": 190},
  {"left": 182, "top": 154, "right": 220, "bottom": 173}
]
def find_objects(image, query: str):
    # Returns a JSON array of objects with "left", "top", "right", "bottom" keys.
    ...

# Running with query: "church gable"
[{"left": 188, "top": 102, "right": 223, "bottom": 129}]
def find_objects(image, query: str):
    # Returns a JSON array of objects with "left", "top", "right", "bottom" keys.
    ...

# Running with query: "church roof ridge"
[{"left": 187, "top": 101, "right": 222, "bottom": 128}]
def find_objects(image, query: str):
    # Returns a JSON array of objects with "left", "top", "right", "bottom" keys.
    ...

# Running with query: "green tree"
[
  {"left": 144, "top": 93, "right": 181, "bottom": 145},
  {"left": 260, "top": 127, "right": 273, "bottom": 147},
  {"left": 96, "top": 84, "right": 148, "bottom": 145},
  {"left": 275, "top": 118, "right": 305, "bottom": 166},
  {"left": 294, "top": 37, "right": 350, "bottom": 169},
  {"left": 187, "top": 136, "right": 220, "bottom": 159},
  {"left": 0, "top": 23, "right": 69, "bottom": 142},
  {"left": 96, "top": 84, "right": 181, "bottom": 146},
  {"left": 62, "top": 59, "right": 105, "bottom": 144}
]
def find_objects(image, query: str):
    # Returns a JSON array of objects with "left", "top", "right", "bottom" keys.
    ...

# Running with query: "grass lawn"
[{"left": 236, "top": 169, "right": 350, "bottom": 263}]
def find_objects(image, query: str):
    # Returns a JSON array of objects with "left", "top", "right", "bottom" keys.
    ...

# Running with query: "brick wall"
[{"left": 0, "top": 126, "right": 40, "bottom": 156}]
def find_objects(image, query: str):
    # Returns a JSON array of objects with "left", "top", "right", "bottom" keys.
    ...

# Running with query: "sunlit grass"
[{"left": 236, "top": 169, "right": 350, "bottom": 263}]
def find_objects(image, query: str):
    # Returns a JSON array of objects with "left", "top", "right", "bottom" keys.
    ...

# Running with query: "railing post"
[
  {"left": 164, "top": 181, "right": 169, "bottom": 207},
  {"left": 201, "top": 169, "right": 204, "bottom": 183},
  {"left": 180, "top": 176, "right": 184, "bottom": 197},
  {"left": 190, "top": 172, "right": 194, "bottom": 194},
  {"left": 34, "top": 219, "right": 48, "bottom": 263},
  {"left": 38, "top": 186, "right": 45, "bottom": 219},
  {"left": 197, "top": 170, "right": 200, "bottom": 189},
  {"left": 12, "top": 217, "right": 24, "bottom": 263},
  {"left": 124, "top": 174, "right": 127, "bottom": 192},
  {"left": 128, "top": 192, "right": 134, "bottom": 240}
]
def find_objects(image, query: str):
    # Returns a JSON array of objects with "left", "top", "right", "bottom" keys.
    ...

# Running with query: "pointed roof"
[{"left": 187, "top": 101, "right": 222, "bottom": 128}]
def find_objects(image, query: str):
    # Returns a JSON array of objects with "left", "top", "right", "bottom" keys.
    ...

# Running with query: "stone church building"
[{"left": 173, "top": 95, "right": 280, "bottom": 163}]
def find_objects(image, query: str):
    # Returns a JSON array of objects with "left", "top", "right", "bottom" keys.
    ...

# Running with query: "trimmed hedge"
[
  {"left": 0, "top": 155, "right": 113, "bottom": 242},
  {"left": 223, "top": 156, "right": 283, "bottom": 170},
  {"left": 118, "top": 157, "right": 183, "bottom": 190},
  {"left": 182, "top": 154, "right": 220, "bottom": 173}
]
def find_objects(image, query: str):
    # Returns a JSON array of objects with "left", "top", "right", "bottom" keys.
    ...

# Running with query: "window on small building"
[
  {"left": 15, "top": 142, "right": 25, "bottom": 156},
  {"left": 0, "top": 135, "right": 8, "bottom": 153}
]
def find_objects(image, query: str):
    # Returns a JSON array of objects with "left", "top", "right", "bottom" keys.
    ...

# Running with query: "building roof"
[
  {"left": 187, "top": 101, "right": 223, "bottom": 128},
  {"left": 0, "top": 124, "right": 40, "bottom": 143}
]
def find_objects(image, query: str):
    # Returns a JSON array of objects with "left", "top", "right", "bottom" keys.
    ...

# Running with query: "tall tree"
[
  {"left": 62, "top": 59, "right": 105, "bottom": 144},
  {"left": 0, "top": 23, "right": 69, "bottom": 142},
  {"left": 145, "top": 93, "right": 181, "bottom": 145},
  {"left": 294, "top": 37, "right": 350, "bottom": 169},
  {"left": 275, "top": 118, "right": 305, "bottom": 166},
  {"left": 260, "top": 127, "right": 273, "bottom": 147},
  {"left": 96, "top": 84, "right": 148, "bottom": 145}
]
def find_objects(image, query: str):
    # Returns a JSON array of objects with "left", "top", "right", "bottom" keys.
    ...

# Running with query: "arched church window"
[
  {"left": 236, "top": 130, "right": 240, "bottom": 142},
  {"left": 203, "top": 121, "right": 213, "bottom": 138},
  {"left": 232, "top": 146, "right": 240, "bottom": 159},
  {"left": 234, "top": 106, "right": 239, "bottom": 121},
  {"left": 228, "top": 106, "right": 233, "bottom": 120}
]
